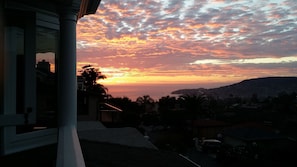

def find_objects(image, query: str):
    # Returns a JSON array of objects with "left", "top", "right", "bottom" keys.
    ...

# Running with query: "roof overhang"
[
  {"left": 99, "top": 103, "right": 123, "bottom": 112},
  {"left": 54, "top": 0, "right": 101, "bottom": 18},
  {"left": 7, "top": 0, "right": 101, "bottom": 19},
  {"left": 78, "top": 0, "right": 101, "bottom": 18}
]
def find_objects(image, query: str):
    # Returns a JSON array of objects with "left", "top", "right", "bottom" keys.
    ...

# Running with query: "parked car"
[{"left": 201, "top": 139, "right": 222, "bottom": 153}]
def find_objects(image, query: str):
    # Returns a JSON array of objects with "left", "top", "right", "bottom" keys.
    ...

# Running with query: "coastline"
[{"left": 105, "top": 82, "right": 229, "bottom": 101}]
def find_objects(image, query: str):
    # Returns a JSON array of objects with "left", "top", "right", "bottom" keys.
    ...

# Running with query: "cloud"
[
  {"left": 190, "top": 56, "right": 297, "bottom": 65},
  {"left": 77, "top": 0, "right": 297, "bottom": 85}
]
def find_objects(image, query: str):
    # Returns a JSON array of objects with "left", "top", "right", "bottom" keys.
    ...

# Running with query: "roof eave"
[{"left": 78, "top": 0, "right": 101, "bottom": 18}]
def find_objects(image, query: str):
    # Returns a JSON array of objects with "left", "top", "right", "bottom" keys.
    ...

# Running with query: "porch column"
[
  {"left": 58, "top": 9, "right": 77, "bottom": 127},
  {"left": 56, "top": 7, "right": 85, "bottom": 167}
]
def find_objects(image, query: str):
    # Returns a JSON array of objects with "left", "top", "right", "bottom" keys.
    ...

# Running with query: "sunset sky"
[{"left": 76, "top": 0, "right": 297, "bottom": 100}]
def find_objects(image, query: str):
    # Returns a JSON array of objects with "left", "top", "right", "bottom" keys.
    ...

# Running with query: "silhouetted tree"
[
  {"left": 107, "top": 97, "right": 141, "bottom": 127},
  {"left": 206, "top": 95, "right": 220, "bottom": 118},
  {"left": 80, "top": 65, "right": 107, "bottom": 95},
  {"left": 273, "top": 92, "right": 297, "bottom": 113},
  {"left": 136, "top": 95, "right": 154, "bottom": 104},
  {"left": 179, "top": 94, "right": 206, "bottom": 120},
  {"left": 136, "top": 95, "right": 155, "bottom": 113},
  {"left": 158, "top": 96, "right": 182, "bottom": 125},
  {"left": 158, "top": 96, "right": 177, "bottom": 111},
  {"left": 136, "top": 95, "right": 158, "bottom": 125},
  {"left": 77, "top": 65, "right": 108, "bottom": 115}
]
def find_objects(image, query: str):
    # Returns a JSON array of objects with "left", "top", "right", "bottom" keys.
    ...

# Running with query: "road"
[{"left": 182, "top": 148, "right": 222, "bottom": 167}]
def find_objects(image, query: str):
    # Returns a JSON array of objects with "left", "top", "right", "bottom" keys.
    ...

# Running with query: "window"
[{"left": 1, "top": 7, "right": 59, "bottom": 155}]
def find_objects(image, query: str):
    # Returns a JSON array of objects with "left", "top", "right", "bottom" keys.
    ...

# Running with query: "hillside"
[{"left": 172, "top": 77, "right": 297, "bottom": 99}]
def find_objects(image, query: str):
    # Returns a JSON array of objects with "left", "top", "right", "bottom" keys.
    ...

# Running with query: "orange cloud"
[{"left": 76, "top": 0, "right": 297, "bottom": 94}]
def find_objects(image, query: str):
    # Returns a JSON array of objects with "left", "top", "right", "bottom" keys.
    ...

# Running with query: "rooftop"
[{"left": 0, "top": 121, "right": 199, "bottom": 167}]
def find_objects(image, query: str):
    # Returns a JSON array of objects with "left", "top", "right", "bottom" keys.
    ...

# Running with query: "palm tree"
[
  {"left": 136, "top": 95, "right": 154, "bottom": 105},
  {"left": 136, "top": 95, "right": 155, "bottom": 113},
  {"left": 158, "top": 96, "right": 177, "bottom": 111},
  {"left": 136, "top": 95, "right": 158, "bottom": 126},
  {"left": 80, "top": 65, "right": 107, "bottom": 95},
  {"left": 158, "top": 96, "right": 182, "bottom": 126},
  {"left": 179, "top": 94, "right": 206, "bottom": 120}
]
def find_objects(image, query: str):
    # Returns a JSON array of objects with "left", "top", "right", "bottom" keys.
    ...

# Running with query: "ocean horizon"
[{"left": 105, "top": 82, "right": 230, "bottom": 101}]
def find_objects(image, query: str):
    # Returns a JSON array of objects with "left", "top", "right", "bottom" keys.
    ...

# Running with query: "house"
[
  {"left": 77, "top": 76, "right": 87, "bottom": 91},
  {"left": 222, "top": 122, "right": 286, "bottom": 146},
  {"left": 78, "top": 90, "right": 123, "bottom": 124},
  {"left": 0, "top": 0, "right": 101, "bottom": 166},
  {"left": 77, "top": 76, "right": 123, "bottom": 124},
  {"left": 221, "top": 122, "right": 293, "bottom": 161},
  {"left": 35, "top": 60, "right": 57, "bottom": 128},
  {"left": 191, "top": 119, "right": 229, "bottom": 139},
  {"left": 98, "top": 102, "right": 123, "bottom": 123}
]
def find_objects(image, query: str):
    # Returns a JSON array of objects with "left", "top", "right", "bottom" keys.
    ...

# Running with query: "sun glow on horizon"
[{"left": 95, "top": 66, "right": 254, "bottom": 86}]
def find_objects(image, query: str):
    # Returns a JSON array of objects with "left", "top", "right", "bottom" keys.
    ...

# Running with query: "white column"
[
  {"left": 56, "top": 8, "right": 85, "bottom": 167},
  {"left": 58, "top": 10, "right": 77, "bottom": 127}
]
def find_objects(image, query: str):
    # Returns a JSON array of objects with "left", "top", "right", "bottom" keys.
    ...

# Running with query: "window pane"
[{"left": 35, "top": 27, "right": 58, "bottom": 130}]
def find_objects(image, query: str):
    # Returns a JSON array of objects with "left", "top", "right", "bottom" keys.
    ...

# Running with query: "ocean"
[{"left": 105, "top": 83, "right": 227, "bottom": 101}]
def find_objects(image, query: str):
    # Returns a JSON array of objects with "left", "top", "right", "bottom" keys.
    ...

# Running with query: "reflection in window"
[
  {"left": 35, "top": 27, "right": 58, "bottom": 130},
  {"left": 15, "top": 28, "right": 25, "bottom": 116},
  {"left": 17, "top": 27, "right": 58, "bottom": 133}
]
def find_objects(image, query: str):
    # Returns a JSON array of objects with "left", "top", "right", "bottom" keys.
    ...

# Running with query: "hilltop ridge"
[{"left": 172, "top": 77, "right": 297, "bottom": 99}]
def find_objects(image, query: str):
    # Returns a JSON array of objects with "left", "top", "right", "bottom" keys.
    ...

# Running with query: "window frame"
[{"left": 1, "top": 3, "right": 60, "bottom": 155}]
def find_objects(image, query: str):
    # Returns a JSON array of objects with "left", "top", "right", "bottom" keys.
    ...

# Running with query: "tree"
[
  {"left": 136, "top": 95, "right": 155, "bottom": 113},
  {"left": 136, "top": 95, "right": 154, "bottom": 111},
  {"left": 80, "top": 65, "right": 107, "bottom": 95},
  {"left": 136, "top": 95, "right": 154, "bottom": 105},
  {"left": 136, "top": 95, "right": 157, "bottom": 125},
  {"left": 108, "top": 97, "right": 141, "bottom": 127},
  {"left": 158, "top": 96, "right": 177, "bottom": 112},
  {"left": 273, "top": 92, "right": 297, "bottom": 113},
  {"left": 158, "top": 96, "right": 184, "bottom": 126},
  {"left": 179, "top": 94, "right": 206, "bottom": 120}
]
